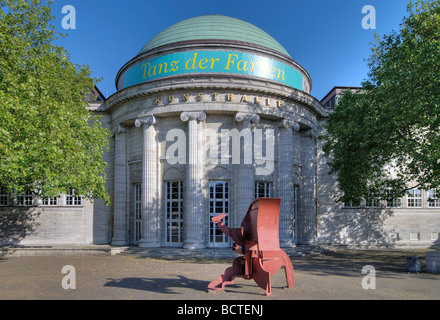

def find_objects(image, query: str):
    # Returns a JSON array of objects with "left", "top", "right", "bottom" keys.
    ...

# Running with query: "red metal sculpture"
[{"left": 207, "top": 198, "right": 294, "bottom": 296}]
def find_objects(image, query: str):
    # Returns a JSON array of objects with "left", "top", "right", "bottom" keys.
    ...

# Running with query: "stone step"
[
  {"left": 1, "top": 245, "right": 128, "bottom": 257},
  {"left": 117, "top": 247, "right": 238, "bottom": 259}
]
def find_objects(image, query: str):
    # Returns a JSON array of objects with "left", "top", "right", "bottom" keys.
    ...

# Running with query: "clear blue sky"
[{"left": 50, "top": 0, "right": 410, "bottom": 101}]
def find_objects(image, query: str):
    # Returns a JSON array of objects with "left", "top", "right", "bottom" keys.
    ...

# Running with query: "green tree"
[
  {"left": 0, "top": 0, "right": 110, "bottom": 203},
  {"left": 321, "top": 0, "right": 440, "bottom": 203}
]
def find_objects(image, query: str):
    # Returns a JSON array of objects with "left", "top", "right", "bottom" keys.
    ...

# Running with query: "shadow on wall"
[
  {"left": 430, "top": 238, "right": 440, "bottom": 250},
  {"left": 0, "top": 207, "right": 41, "bottom": 255},
  {"left": 318, "top": 205, "right": 397, "bottom": 247},
  {"left": 316, "top": 142, "right": 398, "bottom": 247}
]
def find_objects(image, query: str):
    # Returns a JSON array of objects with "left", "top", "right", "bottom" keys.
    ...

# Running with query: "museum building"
[{"left": 1, "top": 15, "right": 440, "bottom": 249}]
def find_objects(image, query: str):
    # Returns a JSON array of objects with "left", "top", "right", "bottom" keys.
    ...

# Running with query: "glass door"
[
  {"left": 209, "top": 181, "right": 230, "bottom": 247},
  {"left": 165, "top": 181, "right": 183, "bottom": 246}
]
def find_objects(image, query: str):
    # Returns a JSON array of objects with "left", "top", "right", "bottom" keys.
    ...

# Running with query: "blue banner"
[{"left": 123, "top": 51, "right": 303, "bottom": 90}]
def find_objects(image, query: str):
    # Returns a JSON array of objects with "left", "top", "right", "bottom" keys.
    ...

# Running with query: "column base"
[
  {"left": 138, "top": 238, "right": 160, "bottom": 248},
  {"left": 111, "top": 238, "right": 128, "bottom": 246},
  {"left": 183, "top": 241, "right": 206, "bottom": 250},
  {"left": 298, "top": 237, "right": 316, "bottom": 245},
  {"left": 280, "top": 239, "right": 297, "bottom": 248}
]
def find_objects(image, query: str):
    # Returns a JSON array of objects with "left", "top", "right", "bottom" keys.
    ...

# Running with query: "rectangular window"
[
  {"left": 42, "top": 197, "right": 58, "bottom": 206},
  {"left": 385, "top": 189, "right": 402, "bottom": 208},
  {"left": 134, "top": 183, "right": 142, "bottom": 244},
  {"left": 428, "top": 189, "right": 440, "bottom": 208},
  {"left": 365, "top": 192, "right": 380, "bottom": 208},
  {"left": 386, "top": 197, "right": 402, "bottom": 208},
  {"left": 16, "top": 190, "right": 34, "bottom": 206},
  {"left": 407, "top": 188, "right": 422, "bottom": 208},
  {"left": 410, "top": 232, "right": 419, "bottom": 241},
  {"left": 255, "top": 182, "right": 272, "bottom": 199},
  {"left": 66, "top": 190, "right": 82, "bottom": 206},
  {"left": 0, "top": 186, "right": 9, "bottom": 206},
  {"left": 165, "top": 181, "right": 183, "bottom": 246},
  {"left": 343, "top": 198, "right": 361, "bottom": 208},
  {"left": 209, "top": 180, "right": 229, "bottom": 247}
]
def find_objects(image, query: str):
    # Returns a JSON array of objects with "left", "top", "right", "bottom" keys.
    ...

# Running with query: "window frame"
[
  {"left": 66, "top": 190, "right": 82, "bottom": 206},
  {"left": 16, "top": 190, "right": 34, "bottom": 206},
  {"left": 255, "top": 181, "right": 273, "bottom": 199},
  {"left": 407, "top": 188, "right": 422, "bottom": 208},
  {"left": 208, "top": 180, "right": 230, "bottom": 247},
  {"left": 0, "top": 186, "right": 9, "bottom": 206},
  {"left": 41, "top": 196, "right": 59, "bottom": 206},
  {"left": 428, "top": 189, "right": 440, "bottom": 208},
  {"left": 164, "top": 180, "right": 184, "bottom": 246}
]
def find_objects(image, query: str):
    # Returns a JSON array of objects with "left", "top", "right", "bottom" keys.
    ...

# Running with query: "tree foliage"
[
  {"left": 0, "top": 0, "right": 110, "bottom": 203},
  {"left": 321, "top": 0, "right": 440, "bottom": 203}
]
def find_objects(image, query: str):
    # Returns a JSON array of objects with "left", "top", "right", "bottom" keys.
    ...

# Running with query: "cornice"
[{"left": 101, "top": 75, "right": 327, "bottom": 119}]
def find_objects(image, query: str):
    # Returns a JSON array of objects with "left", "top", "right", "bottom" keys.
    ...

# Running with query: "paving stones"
[{"left": 0, "top": 247, "right": 439, "bottom": 300}]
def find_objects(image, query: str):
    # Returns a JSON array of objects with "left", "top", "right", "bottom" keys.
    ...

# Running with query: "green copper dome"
[{"left": 138, "top": 15, "right": 291, "bottom": 58}]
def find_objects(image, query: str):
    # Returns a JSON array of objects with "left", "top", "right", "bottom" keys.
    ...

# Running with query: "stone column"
[
  {"left": 180, "top": 111, "right": 206, "bottom": 249},
  {"left": 235, "top": 112, "right": 260, "bottom": 224},
  {"left": 111, "top": 124, "right": 128, "bottom": 246},
  {"left": 135, "top": 115, "right": 159, "bottom": 248},
  {"left": 278, "top": 119, "right": 300, "bottom": 247}
]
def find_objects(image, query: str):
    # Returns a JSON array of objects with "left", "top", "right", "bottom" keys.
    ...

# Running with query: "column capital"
[
  {"left": 135, "top": 115, "right": 156, "bottom": 127},
  {"left": 180, "top": 111, "right": 206, "bottom": 122},
  {"left": 111, "top": 124, "right": 126, "bottom": 136},
  {"left": 279, "top": 119, "right": 300, "bottom": 132},
  {"left": 235, "top": 112, "right": 260, "bottom": 124}
]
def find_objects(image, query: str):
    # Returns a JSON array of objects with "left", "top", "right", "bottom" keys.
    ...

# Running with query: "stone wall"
[
  {"left": 0, "top": 202, "right": 94, "bottom": 246},
  {"left": 316, "top": 124, "right": 440, "bottom": 248}
]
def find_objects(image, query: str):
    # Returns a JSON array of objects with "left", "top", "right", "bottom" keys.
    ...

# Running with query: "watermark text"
[
  {"left": 361, "top": 265, "right": 376, "bottom": 289},
  {"left": 61, "top": 265, "right": 76, "bottom": 289},
  {"left": 61, "top": 5, "right": 76, "bottom": 30},
  {"left": 362, "top": 5, "right": 376, "bottom": 29}
]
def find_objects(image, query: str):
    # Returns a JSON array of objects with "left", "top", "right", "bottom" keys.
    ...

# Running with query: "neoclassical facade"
[
  {"left": 97, "top": 15, "right": 323, "bottom": 248},
  {"left": 2, "top": 15, "right": 439, "bottom": 249}
]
